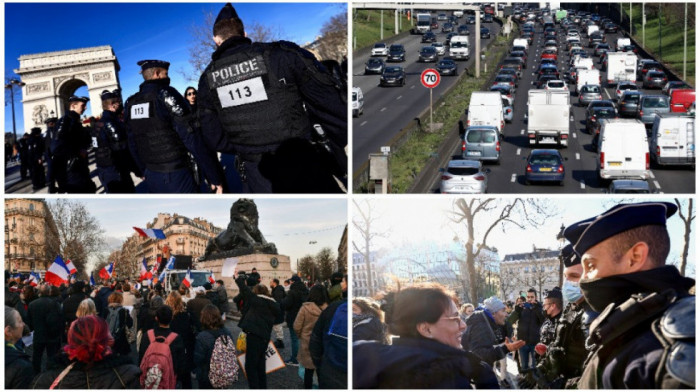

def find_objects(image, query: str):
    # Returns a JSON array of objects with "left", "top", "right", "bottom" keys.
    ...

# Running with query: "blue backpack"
[{"left": 324, "top": 301, "right": 348, "bottom": 369}]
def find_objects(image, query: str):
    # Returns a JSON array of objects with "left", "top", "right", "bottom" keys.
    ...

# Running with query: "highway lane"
[
  {"left": 425, "top": 19, "right": 695, "bottom": 194},
  {"left": 352, "top": 12, "right": 503, "bottom": 172}
]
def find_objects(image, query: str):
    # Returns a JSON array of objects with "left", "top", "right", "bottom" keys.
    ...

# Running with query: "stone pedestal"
[{"left": 197, "top": 253, "right": 292, "bottom": 300}]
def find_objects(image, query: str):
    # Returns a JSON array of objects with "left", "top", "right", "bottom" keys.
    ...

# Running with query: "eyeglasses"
[
  {"left": 440, "top": 315, "right": 464, "bottom": 327},
  {"left": 186, "top": 92, "right": 197, "bottom": 96}
]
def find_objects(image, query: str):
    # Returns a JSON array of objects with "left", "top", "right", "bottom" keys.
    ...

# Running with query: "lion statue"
[{"left": 201, "top": 199, "right": 277, "bottom": 260}]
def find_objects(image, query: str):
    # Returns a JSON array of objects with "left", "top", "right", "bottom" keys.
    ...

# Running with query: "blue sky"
[
  {"left": 63, "top": 197, "right": 347, "bottom": 270},
  {"left": 5, "top": 2, "right": 346, "bottom": 134}
]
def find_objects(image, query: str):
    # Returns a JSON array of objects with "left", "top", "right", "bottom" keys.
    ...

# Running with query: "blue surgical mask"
[{"left": 563, "top": 279, "right": 583, "bottom": 303}]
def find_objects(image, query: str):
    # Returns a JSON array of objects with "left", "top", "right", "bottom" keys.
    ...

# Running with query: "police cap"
[
  {"left": 100, "top": 89, "right": 121, "bottom": 101},
  {"left": 30, "top": 127, "right": 42, "bottom": 135},
  {"left": 214, "top": 3, "right": 242, "bottom": 33},
  {"left": 68, "top": 96, "right": 90, "bottom": 104},
  {"left": 564, "top": 202, "right": 677, "bottom": 256},
  {"left": 560, "top": 243, "right": 580, "bottom": 267},
  {"left": 137, "top": 59, "right": 170, "bottom": 72}
]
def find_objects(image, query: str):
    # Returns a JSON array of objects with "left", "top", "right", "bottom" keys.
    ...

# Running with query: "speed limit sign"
[{"left": 421, "top": 68, "right": 441, "bottom": 88}]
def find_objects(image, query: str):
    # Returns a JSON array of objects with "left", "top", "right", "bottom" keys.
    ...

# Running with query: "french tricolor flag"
[
  {"left": 140, "top": 258, "right": 152, "bottom": 280},
  {"left": 45, "top": 255, "right": 70, "bottom": 287},
  {"left": 89, "top": 273, "right": 96, "bottom": 287},
  {"left": 182, "top": 268, "right": 194, "bottom": 288},
  {"left": 99, "top": 263, "right": 114, "bottom": 280},
  {"left": 65, "top": 259, "right": 78, "bottom": 275},
  {"left": 164, "top": 255, "right": 175, "bottom": 270},
  {"left": 208, "top": 270, "right": 216, "bottom": 284},
  {"left": 133, "top": 227, "right": 166, "bottom": 239},
  {"left": 28, "top": 272, "right": 40, "bottom": 287}
]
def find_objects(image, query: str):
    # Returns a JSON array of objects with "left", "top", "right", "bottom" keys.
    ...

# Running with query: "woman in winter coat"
[
  {"left": 235, "top": 270, "right": 281, "bottom": 389},
  {"left": 461, "top": 297, "right": 525, "bottom": 365},
  {"left": 293, "top": 285, "right": 329, "bottom": 389},
  {"left": 353, "top": 283, "right": 500, "bottom": 389},
  {"left": 165, "top": 291, "right": 195, "bottom": 388},
  {"left": 31, "top": 315, "right": 141, "bottom": 389},
  {"left": 5, "top": 306, "right": 34, "bottom": 389},
  {"left": 106, "top": 292, "right": 133, "bottom": 356},
  {"left": 194, "top": 304, "right": 233, "bottom": 389},
  {"left": 352, "top": 297, "right": 389, "bottom": 344}
]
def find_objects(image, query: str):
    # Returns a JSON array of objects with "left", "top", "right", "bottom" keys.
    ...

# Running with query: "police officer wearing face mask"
[
  {"left": 519, "top": 245, "right": 591, "bottom": 389},
  {"left": 564, "top": 202, "right": 695, "bottom": 389},
  {"left": 197, "top": 3, "right": 347, "bottom": 193},
  {"left": 53, "top": 96, "right": 97, "bottom": 193},
  {"left": 125, "top": 60, "right": 224, "bottom": 194},
  {"left": 93, "top": 89, "right": 142, "bottom": 193}
]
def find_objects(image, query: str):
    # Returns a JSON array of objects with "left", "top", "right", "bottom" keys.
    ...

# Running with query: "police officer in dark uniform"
[
  {"left": 538, "top": 287, "right": 562, "bottom": 348},
  {"left": 125, "top": 59, "right": 223, "bottom": 194},
  {"left": 44, "top": 117, "right": 59, "bottom": 193},
  {"left": 18, "top": 133, "right": 30, "bottom": 180},
  {"left": 93, "top": 89, "right": 141, "bottom": 193},
  {"left": 197, "top": 3, "right": 347, "bottom": 193},
  {"left": 27, "top": 127, "right": 46, "bottom": 191},
  {"left": 53, "top": 96, "right": 97, "bottom": 193},
  {"left": 564, "top": 201, "right": 695, "bottom": 389}
]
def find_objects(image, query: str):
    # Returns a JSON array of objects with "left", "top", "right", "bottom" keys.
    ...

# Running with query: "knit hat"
[{"left": 483, "top": 296, "right": 506, "bottom": 314}]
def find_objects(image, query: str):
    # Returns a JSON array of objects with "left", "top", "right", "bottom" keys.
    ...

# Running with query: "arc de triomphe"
[{"left": 14, "top": 45, "right": 121, "bottom": 132}]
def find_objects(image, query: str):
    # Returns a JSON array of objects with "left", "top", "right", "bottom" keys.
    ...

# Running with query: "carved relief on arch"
[
  {"left": 53, "top": 73, "right": 90, "bottom": 90},
  {"left": 93, "top": 71, "right": 112, "bottom": 82},
  {"left": 26, "top": 82, "right": 50, "bottom": 95},
  {"left": 32, "top": 105, "right": 49, "bottom": 125}
]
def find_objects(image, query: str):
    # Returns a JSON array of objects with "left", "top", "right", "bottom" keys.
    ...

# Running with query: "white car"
[
  {"left": 439, "top": 160, "right": 489, "bottom": 194},
  {"left": 431, "top": 42, "right": 446, "bottom": 55},
  {"left": 545, "top": 79, "right": 569, "bottom": 92},
  {"left": 371, "top": 43, "right": 389, "bottom": 56}
]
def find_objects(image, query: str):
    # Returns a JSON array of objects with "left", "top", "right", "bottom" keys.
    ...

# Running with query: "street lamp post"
[
  {"left": 5, "top": 79, "right": 26, "bottom": 143},
  {"left": 556, "top": 223, "right": 566, "bottom": 288}
]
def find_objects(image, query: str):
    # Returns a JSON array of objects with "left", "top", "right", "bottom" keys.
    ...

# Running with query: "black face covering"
[{"left": 580, "top": 265, "right": 694, "bottom": 313}]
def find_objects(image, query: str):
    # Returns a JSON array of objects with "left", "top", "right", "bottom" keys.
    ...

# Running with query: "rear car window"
[
  {"left": 643, "top": 97, "right": 669, "bottom": 108},
  {"left": 466, "top": 130, "right": 497, "bottom": 143},
  {"left": 447, "top": 167, "right": 480, "bottom": 176}
]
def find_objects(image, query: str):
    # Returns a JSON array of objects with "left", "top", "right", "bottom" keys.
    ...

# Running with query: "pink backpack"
[{"left": 139, "top": 330, "right": 178, "bottom": 389}]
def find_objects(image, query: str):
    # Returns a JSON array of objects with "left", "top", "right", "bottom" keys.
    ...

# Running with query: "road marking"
[
  {"left": 654, "top": 180, "right": 661, "bottom": 189},
  {"left": 520, "top": 129, "right": 525, "bottom": 135},
  {"left": 580, "top": 180, "right": 586, "bottom": 189},
  {"left": 396, "top": 95, "right": 402, "bottom": 100},
  {"left": 602, "top": 87, "right": 612, "bottom": 100},
  {"left": 516, "top": 148, "right": 521, "bottom": 155},
  {"left": 649, "top": 171, "right": 656, "bottom": 179},
  {"left": 411, "top": 85, "right": 416, "bottom": 89},
  {"left": 575, "top": 153, "right": 580, "bottom": 160},
  {"left": 380, "top": 107, "right": 387, "bottom": 112},
  {"left": 360, "top": 121, "right": 367, "bottom": 126},
  {"left": 570, "top": 115, "right": 574, "bottom": 121},
  {"left": 572, "top": 132, "right": 577, "bottom": 139},
  {"left": 511, "top": 173, "right": 517, "bottom": 183}
]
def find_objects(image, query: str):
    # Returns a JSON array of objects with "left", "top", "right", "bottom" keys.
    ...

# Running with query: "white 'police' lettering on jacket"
[{"left": 208, "top": 55, "right": 268, "bottom": 88}]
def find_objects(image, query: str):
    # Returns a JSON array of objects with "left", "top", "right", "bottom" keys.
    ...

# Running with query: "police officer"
[
  {"left": 18, "top": 133, "right": 30, "bottom": 180},
  {"left": 538, "top": 287, "right": 562, "bottom": 348},
  {"left": 93, "top": 89, "right": 141, "bottom": 193},
  {"left": 197, "top": 3, "right": 347, "bottom": 193},
  {"left": 44, "top": 117, "right": 59, "bottom": 193},
  {"left": 564, "top": 201, "right": 695, "bottom": 389},
  {"left": 53, "top": 96, "right": 96, "bottom": 193},
  {"left": 125, "top": 60, "right": 223, "bottom": 194},
  {"left": 27, "top": 127, "right": 46, "bottom": 191}
]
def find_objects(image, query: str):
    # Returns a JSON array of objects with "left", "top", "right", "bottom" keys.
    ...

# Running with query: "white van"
[
  {"left": 650, "top": 113, "right": 695, "bottom": 167},
  {"left": 586, "top": 25, "right": 599, "bottom": 37},
  {"left": 576, "top": 69, "right": 600, "bottom": 94},
  {"left": 606, "top": 51, "right": 637, "bottom": 86},
  {"left": 352, "top": 87, "right": 364, "bottom": 117},
  {"left": 513, "top": 38, "right": 529, "bottom": 50},
  {"left": 597, "top": 119, "right": 650, "bottom": 181},
  {"left": 467, "top": 91, "right": 504, "bottom": 134},
  {"left": 616, "top": 37, "right": 631, "bottom": 51},
  {"left": 449, "top": 35, "right": 470, "bottom": 60}
]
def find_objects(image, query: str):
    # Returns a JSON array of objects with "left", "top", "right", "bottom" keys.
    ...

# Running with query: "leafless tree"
[
  {"left": 336, "top": 225, "right": 348, "bottom": 273},
  {"left": 674, "top": 198, "right": 694, "bottom": 277},
  {"left": 451, "top": 198, "right": 557, "bottom": 305},
  {"left": 315, "top": 12, "right": 348, "bottom": 62},
  {"left": 498, "top": 262, "right": 519, "bottom": 301},
  {"left": 352, "top": 200, "right": 386, "bottom": 296},
  {"left": 316, "top": 247, "right": 336, "bottom": 282},
  {"left": 297, "top": 255, "right": 320, "bottom": 283},
  {"left": 46, "top": 200, "right": 106, "bottom": 280}
]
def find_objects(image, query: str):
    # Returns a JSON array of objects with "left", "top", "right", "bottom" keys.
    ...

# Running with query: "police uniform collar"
[
  {"left": 212, "top": 35, "right": 253, "bottom": 60},
  {"left": 564, "top": 201, "right": 677, "bottom": 256},
  {"left": 44, "top": 117, "right": 58, "bottom": 124},
  {"left": 140, "top": 77, "right": 171, "bottom": 91}
]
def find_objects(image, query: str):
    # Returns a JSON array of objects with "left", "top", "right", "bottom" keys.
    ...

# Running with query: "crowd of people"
[
  {"left": 5, "top": 268, "right": 348, "bottom": 389},
  {"left": 353, "top": 201, "right": 695, "bottom": 389},
  {"left": 12, "top": 2, "right": 346, "bottom": 194}
]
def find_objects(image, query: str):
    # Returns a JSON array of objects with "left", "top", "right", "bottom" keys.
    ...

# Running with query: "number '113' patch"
[{"left": 216, "top": 77, "right": 268, "bottom": 108}]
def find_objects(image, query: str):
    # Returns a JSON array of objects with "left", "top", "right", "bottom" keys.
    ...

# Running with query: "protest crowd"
[
  {"left": 5, "top": 260, "right": 348, "bottom": 390},
  {"left": 353, "top": 201, "right": 695, "bottom": 390}
]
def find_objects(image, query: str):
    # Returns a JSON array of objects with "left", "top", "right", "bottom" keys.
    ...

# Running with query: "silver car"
[
  {"left": 431, "top": 42, "right": 446, "bottom": 56},
  {"left": 578, "top": 84, "right": 602, "bottom": 107},
  {"left": 461, "top": 126, "right": 501, "bottom": 163},
  {"left": 638, "top": 95, "right": 670, "bottom": 126},
  {"left": 439, "top": 160, "right": 489, "bottom": 193}
]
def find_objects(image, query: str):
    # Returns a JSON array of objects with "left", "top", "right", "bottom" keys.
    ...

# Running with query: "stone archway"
[{"left": 14, "top": 45, "right": 121, "bottom": 132}]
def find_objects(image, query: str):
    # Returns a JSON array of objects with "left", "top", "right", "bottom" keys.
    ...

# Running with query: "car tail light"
[
  {"left": 506, "top": 108, "right": 512, "bottom": 114},
  {"left": 462, "top": 140, "right": 466, "bottom": 152},
  {"left": 496, "top": 141, "right": 501, "bottom": 151},
  {"left": 501, "top": 121, "right": 504, "bottom": 130},
  {"left": 474, "top": 175, "right": 486, "bottom": 181},
  {"left": 528, "top": 133, "right": 536, "bottom": 139},
  {"left": 526, "top": 164, "right": 532, "bottom": 172},
  {"left": 441, "top": 175, "right": 453, "bottom": 181},
  {"left": 640, "top": 110, "right": 644, "bottom": 116},
  {"left": 646, "top": 152, "right": 650, "bottom": 170},
  {"left": 561, "top": 134, "right": 568, "bottom": 139},
  {"left": 557, "top": 165, "right": 564, "bottom": 173},
  {"left": 600, "top": 152, "right": 605, "bottom": 169},
  {"left": 656, "top": 146, "right": 661, "bottom": 157},
  {"left": 466, "top": 120, "right": 470, "bottom": 126},
  {"left": 591, "top": 116, "right": 596, "bottom": 122}
]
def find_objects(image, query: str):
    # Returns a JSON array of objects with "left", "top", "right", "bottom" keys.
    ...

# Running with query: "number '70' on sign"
[{"left": 421, "top": 69, "right": 441, "bottom": 88}]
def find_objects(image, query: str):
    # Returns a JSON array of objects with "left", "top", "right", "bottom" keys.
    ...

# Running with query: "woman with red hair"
[{"left": 31, "top": 315, "right": 141, "bottom": 389}]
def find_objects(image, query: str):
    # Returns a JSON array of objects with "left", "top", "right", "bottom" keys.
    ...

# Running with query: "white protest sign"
[
  {"left": 221, "top": 257, "right": 239, "bottom": 278},
  {"left": 237, "top": 340, "right": 286, "bottom": 376}
]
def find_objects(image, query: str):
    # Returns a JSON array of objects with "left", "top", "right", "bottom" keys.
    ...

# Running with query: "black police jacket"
[{"left": 95, "top": 110, "right": 141, "bottom": 176}]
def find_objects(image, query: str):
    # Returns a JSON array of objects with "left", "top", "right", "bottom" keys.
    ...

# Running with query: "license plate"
[
  {"left": 467, "top": 151, "right": 481, "bottom": 156},
  {"left": 539, "top": 168, "right": 553, "bottom": 172},
  {"left": 540, "top": 137, "right": 556, "bottom": 144},
  {"left": 609, "top": 162, "right": 622, "bottom": 167}
]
